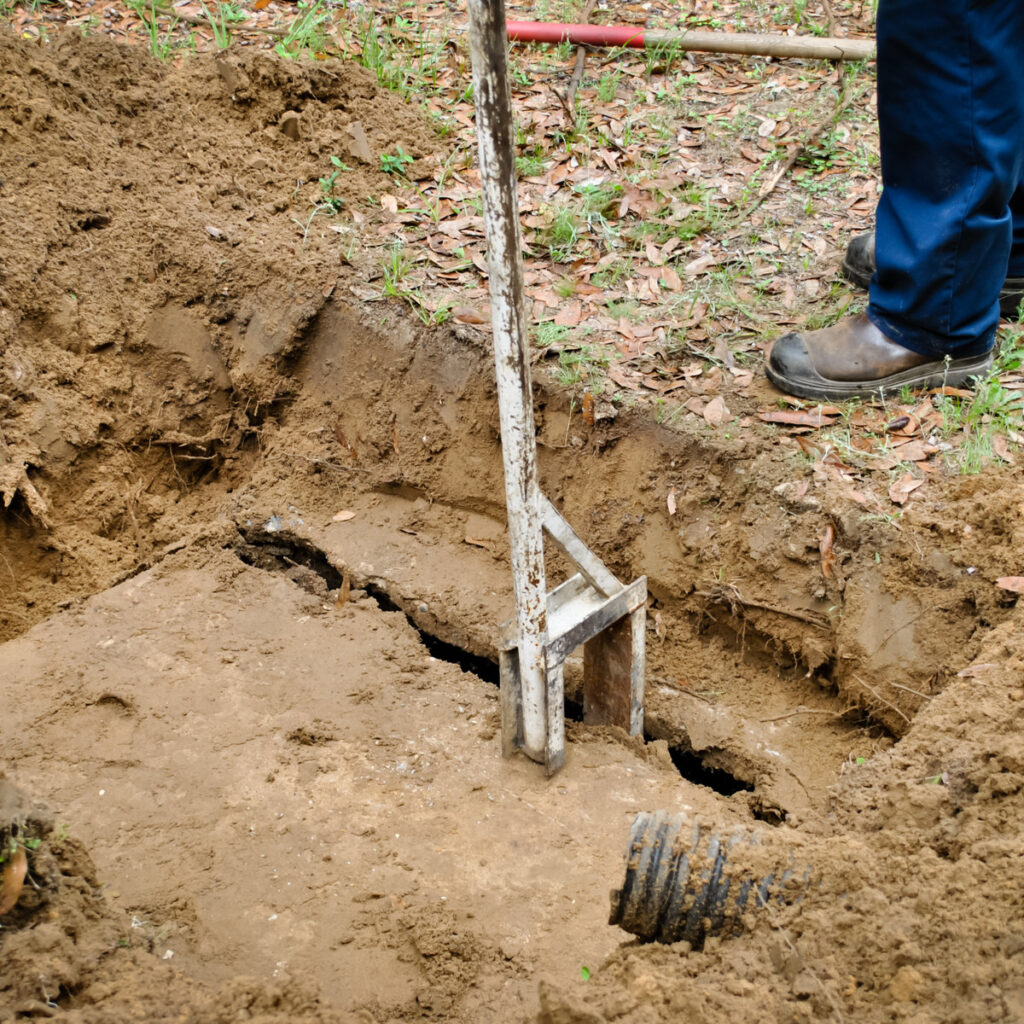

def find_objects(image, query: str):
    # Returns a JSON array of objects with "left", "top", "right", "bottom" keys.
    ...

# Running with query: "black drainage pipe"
[{"left": 609, "top": 811, "right": 813, "bottom": 947}]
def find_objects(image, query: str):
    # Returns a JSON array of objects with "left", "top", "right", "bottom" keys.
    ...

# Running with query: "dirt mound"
[
  {"left": 0, "top": 29, "right": 441, "bottom": 641},
  {"left": 0, "top": 775, "right": 338, "bottom": 1023},
  {"left": 540, "top": 611, "right": 1024, "bottom": 1023}
]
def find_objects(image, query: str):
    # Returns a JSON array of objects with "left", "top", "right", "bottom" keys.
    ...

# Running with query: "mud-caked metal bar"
[{"left": 467, "top": 0, "right": 550, "bottom": 763}]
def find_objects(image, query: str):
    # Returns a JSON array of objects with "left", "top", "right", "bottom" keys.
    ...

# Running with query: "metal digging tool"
[{"left": 467, "top": 0, "right": 647, "bottom": 777}]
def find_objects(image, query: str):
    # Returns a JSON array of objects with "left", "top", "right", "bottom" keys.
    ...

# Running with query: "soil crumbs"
[{"left": 3, "top": 29, "right": 1024, "bottom": 1024}]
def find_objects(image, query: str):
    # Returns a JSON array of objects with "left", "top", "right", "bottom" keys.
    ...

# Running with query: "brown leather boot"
[{"left": 765, "top": 314, "right": 993, "bottom": 400}]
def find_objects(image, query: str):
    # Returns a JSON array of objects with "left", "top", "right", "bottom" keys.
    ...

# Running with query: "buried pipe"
[
  {"left": 506, "top": 21, "right": 875, "bottom": 62},
  {"left": 609, "top": 811, "right": 815, "bottom": 947}
]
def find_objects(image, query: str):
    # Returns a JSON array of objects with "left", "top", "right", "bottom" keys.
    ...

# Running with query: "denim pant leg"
[
  {"left": 867, "top": 0, "right": 1024, "bottom": 358},
  {"left": 1009, "top": 183, "right": 1024, "bottom": 278}
]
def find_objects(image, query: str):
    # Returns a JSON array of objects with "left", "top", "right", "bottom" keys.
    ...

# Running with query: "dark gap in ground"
[
  {"left": 234, "top": 533, "right": 343, "bottom": 585},
  {"left": 232, "top": 530, "right": 767, "bottom": 801},
  {"left": 363, "top": 580, "right": 501, "bottom": 685},
  {"left": 667, "top": 746, "right": 755, "bottom": 797},
  {"left": 233, "top": 530, "right": 500, "bottom": 683}
]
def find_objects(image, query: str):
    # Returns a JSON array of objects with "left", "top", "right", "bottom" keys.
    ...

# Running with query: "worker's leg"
[
  {"left": 868, "top": 0, "right": 1024, "bottom": 358},
  {"left": 1009, "top": 183, "right": 1024, "bottom": 279}
]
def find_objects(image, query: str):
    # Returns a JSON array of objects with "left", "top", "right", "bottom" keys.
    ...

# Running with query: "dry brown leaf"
[
  {"left": 713, "top": 336, "right": 735, "bottom": 370},
  {"left": 992, "top": 434, "right": 1015, "bottom": 463},
  {"left": 332, "top": 510, "right": 356, "bottom": 522},
  {"left": 452, "top": 306, "right": 489, "bottom": 325},
  {"left": 581, "top": 391, "right": 595, "bottom": 427},
  {"left": 795, "top": 436, "right": 824, "bottom": 458},
  {"left": 819, "top": 523, "right": 835, "bottom": 579},
  {"left": 0, "top": 845, "right": 28, "bottom": 916},
  {"left": 553, "top": 301, "right": 582, "bottom": 327},
  {"left": 849, "top": 408, "right": 886, "bottom": 430},
  {"left": 660, "top": 265, "right": 683, "bottom": 292},
  {"left": 684, "top": 253, "right": 717, "bottom": 278},
  {"left": 607, "top": 365, "right": 641, "bottom": 390},
  {"left": 703, "top": 395, "right": 728, "bottom": 427},
  {"left": 929, "top": 385, "right": 974, "bottom": 398},
  {"left": 996, "top": 576, "right": 1024, "bottom": 593},
  {"left": 889, "top": 439, "right": 936, "bottom": 462},
  {"left": 888, "top": 473, "right": 925, "bottom": 505}
]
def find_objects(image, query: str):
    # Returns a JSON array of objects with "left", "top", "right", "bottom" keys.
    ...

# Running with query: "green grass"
[
  {"left": 516, "top": 153, "right": 547, "bottom": 178},
  {"left": 533, "top": 322, "right": 571, "bottom": 348},
  {"left": 555, "top": 345, "right": 608, "bottom": 388},
  {"left": 125, "top": 0, "right": 188, "bottom": 60},
  {"left": 318, "top": 155, "right": 349, "bottom": 211},
  {"left": 273, "top": 0, "right": 330, "bottom": 59},
  {"left": 544, "top": 205, "right": 582, "bottom": 263},
  {"left": 199, "top": 1, "right": 246, "bottom": 49},
  {"left": 936, "top": 330, "right": 1024, "bottom": 473},
  {"left": 380, "top": 147, "right": 414, "bottom": 176}
]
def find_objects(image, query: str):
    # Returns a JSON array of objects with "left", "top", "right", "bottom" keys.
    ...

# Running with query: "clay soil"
[{"left": 3, "top": 31, "right": 1024, "bottom": 1024}]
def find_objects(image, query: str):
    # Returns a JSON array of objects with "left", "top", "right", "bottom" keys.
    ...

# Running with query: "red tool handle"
[{"left": 506, "top": 20, "right": 647, "bottom": 48}]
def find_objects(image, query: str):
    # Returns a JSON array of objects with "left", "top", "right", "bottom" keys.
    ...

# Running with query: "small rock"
[
  {"left": 890, "top": 966, "right": 925, "bottom": 1002},
  {"left": 205, "top": 225, "right": 225, "bottom": 241},
  {"left": 499, "top": 939, "right": 522, "bottom": 960},
  {"left": 791, "top": 970, "right": 818, "bottom": 998}
]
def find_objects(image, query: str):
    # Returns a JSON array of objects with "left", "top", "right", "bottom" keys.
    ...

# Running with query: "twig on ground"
[
  {"left": 752, "top": 85, "right": 857, "bottom": 204},
  {"left": 759, "top": 705, "right": 856, "bottom": 724},
  {"left": 887, "top": 680, "right": 933, "bottom": 700},
  {"left": 562, "top": 0, "right": 599, "bottom": 119},
  {"left": 654, "top": 677, "right": 717, "bottom": 702},
  {"left": 697, "top": 584, "right": 831, "bottom": 629},
  {"left": 865, "top": 604, "right": 951, "bottom": 658},
  {"left": 821, "top": 0, "right": 838, "bottom": 38},
  {"left": 852, "top": 673, "right": 912, "bottom": 724},
  {"left": 270, "top": 451, "right": 362, "bottom": 473},
  {"left": 550, "top": 84, "right": 575, "bottom": 123},
  {"left": 770, "top": 923, "right": 846, "bottom": 1024}
]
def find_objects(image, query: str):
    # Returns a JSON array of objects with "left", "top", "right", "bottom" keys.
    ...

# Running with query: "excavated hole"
[{"left": 232, "top": 530, "right": 762, "bottom": 802}]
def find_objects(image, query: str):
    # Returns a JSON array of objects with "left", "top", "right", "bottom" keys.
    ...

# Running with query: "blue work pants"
[{"left": 867, "top": 0, "right": 1024, "bottom": 358}]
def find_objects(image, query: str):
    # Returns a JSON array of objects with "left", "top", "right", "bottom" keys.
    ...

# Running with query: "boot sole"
[
  {"left": 765, "top": 350, "right": 994, "bottom": 402},
  {"left": 841, "top": 260, "right": 1024, "bottom": 321}
]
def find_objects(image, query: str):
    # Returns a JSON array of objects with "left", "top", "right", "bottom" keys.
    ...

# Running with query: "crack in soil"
[{"left": 231, "top": 528, "right": 769, "bottom": 803}]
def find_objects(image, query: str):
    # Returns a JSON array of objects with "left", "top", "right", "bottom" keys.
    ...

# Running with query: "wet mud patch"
[{"left": 3, "top": 30, "right": 1024, "bottom": 1024}]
